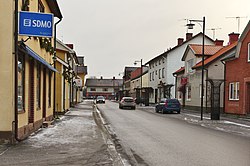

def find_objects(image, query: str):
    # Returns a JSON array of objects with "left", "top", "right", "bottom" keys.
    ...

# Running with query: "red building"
[{"left": 223, "top": 21, "right": 250, "bottom": 115}]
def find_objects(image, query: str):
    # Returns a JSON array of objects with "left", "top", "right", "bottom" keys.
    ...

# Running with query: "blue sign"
[{"left": 19, "top": 11, "right": 54, "bottom": 38}]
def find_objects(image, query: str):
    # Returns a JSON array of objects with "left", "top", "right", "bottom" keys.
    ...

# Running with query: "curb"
[{"left": 93, "top": 104, "right": 131, "bottom": 166}]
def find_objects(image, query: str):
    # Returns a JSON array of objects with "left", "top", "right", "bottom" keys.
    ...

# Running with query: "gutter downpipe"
[
  {"left": 53, "top": 18, "right": 62, "bottom": 118},
  {"left": 221, "top": 61, "right": 226, "bottom": 113},
  {"left": 14, "top": 0, "right": 22, "bottom": 142}
]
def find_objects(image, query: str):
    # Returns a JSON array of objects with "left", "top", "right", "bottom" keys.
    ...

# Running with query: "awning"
[{"left": 25, "top": 45, "right": 58, "bottom": 72}]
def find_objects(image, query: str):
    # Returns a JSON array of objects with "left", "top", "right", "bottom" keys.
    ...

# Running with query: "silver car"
[{"left": 119, "top": 97, "right": 136, "bottom": 109}]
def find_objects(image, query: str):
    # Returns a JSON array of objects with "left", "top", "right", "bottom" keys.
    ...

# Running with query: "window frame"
[
  {"left": 38, "top": 0, "right": 45, "bottom": 13},
  {"left": 229, "top": 82, "right": 239, "bottom": 100},
  {"left": 248, "top": 43, "right": 250, "bottom": 62},
  {"left": 186, "top": 85, "right": 191, "bottom": 101},
  {"left": 18, "top": 54, "right": 25, "bottom": 112}
]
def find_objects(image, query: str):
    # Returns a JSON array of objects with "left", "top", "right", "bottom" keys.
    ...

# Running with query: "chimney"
[
  {"left": 100, "top": 76, "right": 103, "bottom": 79},
  {"left": 177, "top": 38, "right": 184, "bottom": 46},
  {"left": 186, "top": 33, "right": 193, "bottom": 41},
  {"left": 66, "top": 44, "right": 74, "bottom": 49},
  {"left": 214, "top": 39, "right": 224, "bottom": 46},
  {"left": 228, "top": 32, "right": 239, "bottom": 45},
  {"left": 113, "top": 76, "right": 115, "bottom": 80}
]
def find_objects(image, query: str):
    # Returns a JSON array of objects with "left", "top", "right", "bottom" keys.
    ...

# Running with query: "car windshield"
[{"left": 97, "top": 96, "right": 104, "bottom": 99}]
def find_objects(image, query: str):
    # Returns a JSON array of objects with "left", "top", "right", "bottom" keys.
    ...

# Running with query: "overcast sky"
[{"left": 57, "top": 0, "right": 249, "bottom": 79}]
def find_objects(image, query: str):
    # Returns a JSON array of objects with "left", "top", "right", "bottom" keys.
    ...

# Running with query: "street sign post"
[{"left": 19, "top": 11, "right": 53, "bottom": 38}]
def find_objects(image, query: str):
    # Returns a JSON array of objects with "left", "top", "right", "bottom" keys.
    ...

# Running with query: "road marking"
[{"left": 0, "top": 147, "right": 9, "bottom": 156}]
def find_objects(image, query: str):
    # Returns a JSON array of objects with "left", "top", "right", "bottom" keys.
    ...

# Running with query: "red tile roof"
[
  {"left": 189, "top": 44, "right": 223, "bottom": 56},
  {"left": 173, "top": 67, "right": 185, "bottom": 75},
  {"left": 193, "top": 42, "right": 238, "bottom": 69}
]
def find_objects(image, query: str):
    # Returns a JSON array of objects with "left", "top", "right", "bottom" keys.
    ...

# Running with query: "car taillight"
[
  {"left": 165, "top": 101, "right": 168, "bottom": 107},
  {"left": 121, "top": 100, "right": 124, "bottom": 103}
]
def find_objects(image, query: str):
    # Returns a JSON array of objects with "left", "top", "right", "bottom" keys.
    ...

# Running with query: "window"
[
  {"left": 103, "top": 88, "right": 108, "bottom": 91},
  {"left": 18, "top": 55, "right": 25, "bottom": 112},
  {"left": 22, "top": 0, "right": 29, "bottom": 11},
  {"left": 248, "top": 43, "right": 250, "bottom": 62},
  {"left": 162, "top": 58, "right": 165, "bottom": 63},
  {"left": 90, "top": 88, "right": 96, "bottom": 91},
  {"left": 48, "top": 71, "right": 52, "bottom": 107},
  {"left": 38, "top": 0, "right": 45, "bottom": 13},
  {"left": 155, "top": 62, "right": 157, "bottom": 66},
  {"left": 159, "top": 69, "right": 161, "bottom": 79},
  {"left": 152, "top": 71, "right": 154, "bottom": 81},
  {"left": 229, "top": 82, "right": 239, "bottom": 100},
  {"left": 155, "top": 70, "right": 157, "bottom": 75},
  {"left": 186, "top": 59, "right": 194, "bottom": 73},
  {"left": 36, "top": 63, "right": 41, "bottom": 109},
  {"left": 159, "top": 59, "right": 161, "bottom": 65},
  {"left": 186, "top": 86, "right": 191, "bottom": 101},
  {"left": 150, "top": 73, "right": 152, "bottom": 81},
  {"left": 162, "top": 68, "right": 165, "bottom": 78},
  {"left": 149, "top": 64, "right": 151, "bottom": 69}
]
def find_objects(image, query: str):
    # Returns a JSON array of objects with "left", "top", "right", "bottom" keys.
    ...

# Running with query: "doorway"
[{"left": 155, "top": 89, "right": 158, "bottom": 103}]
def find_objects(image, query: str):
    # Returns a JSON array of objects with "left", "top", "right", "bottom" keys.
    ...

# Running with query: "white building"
[{"left": 146, "top": 33, "right": 215, "bottom": 103}]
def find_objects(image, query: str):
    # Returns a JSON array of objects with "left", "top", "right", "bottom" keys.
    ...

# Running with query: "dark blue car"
[{"left": 155, "top": 98, "right": 181, "bottom": 114}]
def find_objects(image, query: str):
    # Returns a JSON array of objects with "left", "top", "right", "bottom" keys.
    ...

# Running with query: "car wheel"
[{"left": 161, "top": 108, "right": 165, "bottom": 114}]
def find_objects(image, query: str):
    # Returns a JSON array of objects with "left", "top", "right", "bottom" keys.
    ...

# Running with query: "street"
[{"left": 97, "top": 100, "right": 250, "bottom": 166}]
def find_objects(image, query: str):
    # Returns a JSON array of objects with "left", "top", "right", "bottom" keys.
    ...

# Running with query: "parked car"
[
  {"left": 119, "top": 97, "right": 136, "bottom": 109},
  {"left": 155, "top": 98, "right": 181, "bottom": 114},
  {"left": 96, "top": 96, "right": 105, "bottom": 104}
]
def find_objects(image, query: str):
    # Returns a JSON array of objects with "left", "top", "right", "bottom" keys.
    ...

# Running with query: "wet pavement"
[{"left": 0, "top": 100, "right": 116, "bottom": 166}]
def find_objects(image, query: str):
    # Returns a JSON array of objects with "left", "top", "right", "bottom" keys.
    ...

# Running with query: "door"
[{"left": 28, "top": 59, "right": 34, "bottom": 123}]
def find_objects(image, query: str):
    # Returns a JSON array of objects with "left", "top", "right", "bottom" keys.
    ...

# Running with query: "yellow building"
[{"left": 0, "top": 0, "right": 62, "bottom": 142}]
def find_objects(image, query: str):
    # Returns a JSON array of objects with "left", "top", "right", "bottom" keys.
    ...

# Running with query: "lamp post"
[
  {"left": 187, "top": 17, "right": 205, "bottom": 120},
  {"left": 134, "top": 59, "right": 143, "bottom": 105}
]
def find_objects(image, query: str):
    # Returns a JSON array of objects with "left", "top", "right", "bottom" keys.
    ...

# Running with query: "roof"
[
  {"left": 46, "top": 0, "right": 63, "bottom": 19},
  {"left": 145, "top": 32, "right": 214, "bottom": 65},
  {"left": 189, "top": 44, "right": 223, "bottom": 56},
  {"left": 85, "top": 79, "right": 123, "bottom": 87},
  {"left": 193, "top": 42, "right": 238, "bottom": 69},
  {"left": 173, "top": 67, "right": 185, "bottom": 75},
  {"left": 235, "top": 20, "right": 250, "bottom": 58}
]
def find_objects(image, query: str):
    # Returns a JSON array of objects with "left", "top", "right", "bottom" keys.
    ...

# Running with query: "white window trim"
[
  {"left": 186, "top": 86, "right": 191, "bottom": 101},
  {"left": 229, "top": 82, "right": 239, "bottom": 101}
]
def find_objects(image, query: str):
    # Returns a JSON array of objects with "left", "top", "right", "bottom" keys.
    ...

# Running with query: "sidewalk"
[
  {"left": 0, "top": 101, "right": 121, "bottom": 166},
  {"left": 137, "top": 105, "right": 250, "bottom": 138}
]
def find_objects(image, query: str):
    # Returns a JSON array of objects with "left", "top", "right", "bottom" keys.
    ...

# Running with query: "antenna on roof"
[
  {"left": 226, "top": 16, "right": 247, "bottom": 33},
  {"left": 179, "top": 18, "right": 190, "bottom": 33},
  {"left": 206, "top": 28, "right": 222, "bottom": 39}
]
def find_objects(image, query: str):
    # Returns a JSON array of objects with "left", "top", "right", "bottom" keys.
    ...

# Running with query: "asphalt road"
[{"left": 97, "top": 100, "right": 250, "bottom": 166}]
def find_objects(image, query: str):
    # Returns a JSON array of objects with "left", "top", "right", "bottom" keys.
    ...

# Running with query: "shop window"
[
  {"left": 18, "top": 55, "right": 25, "bottom": 112},
  {"left": 229, "top": 82, "right": 239, "bottom": 100},
  {"left": 38, "top": 0, "right": 45, "bottom": 13},
  {"left": 36, "top": 63, "right": 41, "bottom": 109}
]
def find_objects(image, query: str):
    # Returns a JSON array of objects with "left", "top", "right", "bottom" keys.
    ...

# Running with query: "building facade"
[
  {"left": 0, "top": 0, "right": 62, "bottom": 142},
  {"left": 146, "top": 33, "right": 214, "bottom": 104},
  {"left": 224, "top": 22, "right": 250, "bottom": 115}
]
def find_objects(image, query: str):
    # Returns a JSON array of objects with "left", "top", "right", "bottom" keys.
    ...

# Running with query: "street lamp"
[
  {"left": 186, "top": 17, "right": 205, "bottom": 120},
  {"left": 134, "top": 59, "right": 143, "bottom": 105}
]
